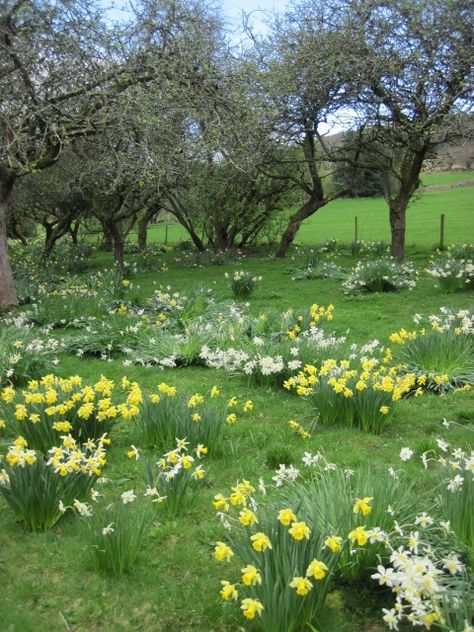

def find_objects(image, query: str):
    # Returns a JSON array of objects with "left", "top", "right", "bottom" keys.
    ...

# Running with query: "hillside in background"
[{"left": 326, "top": 131, "right": 474, "bottom": 172}]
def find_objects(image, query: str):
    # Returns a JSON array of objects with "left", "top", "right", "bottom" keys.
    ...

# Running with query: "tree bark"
[
  {"left": 42, "top": 221, "right": 70, "bottom": 259},
  {"left": 275, "top": 196, "right": 326, "bottom": 258},
  {"left": 9, "top": 217, "right": 28, "bottom": 245},
  {"left": 69, "top": 221, "right": 80, "bottom": 245},
  {"left": 389, "top": 202, "right": 407, "bottom": 260},
  {"left": 386, "top": 149, "right": 425, "bottom": 260},
  {"left": 0, "top": 173, "right": 19, "bottom": 309},
  {"left": 100, "top": 220, "right": 113, "bottom": 251},
  {"left": 109, "top": 222, "right": 125, "bottom": 266},
  {"left": 137, "top": 208, "right": 156, "bottom": 251},
  {"left": 137, "top": 216, "right": 148, "bottom": 251}
]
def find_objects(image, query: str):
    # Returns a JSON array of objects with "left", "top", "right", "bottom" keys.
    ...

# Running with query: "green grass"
[
  {"left": 420, "top": 170, "right": 474, "bottom": 186},
  {"left": 2, "top": 182, "right": 474, "bottom": 632},
  {"left": 131, "top": 183, "right": 473, "bottom": 248}
]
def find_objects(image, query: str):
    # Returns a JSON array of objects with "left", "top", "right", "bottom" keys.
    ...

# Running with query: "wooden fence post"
[{"left": 439, "top": 214, "right": 445, "bottom": 250}]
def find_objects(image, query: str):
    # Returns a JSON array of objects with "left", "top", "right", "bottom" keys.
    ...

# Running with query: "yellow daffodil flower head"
[
  {"left": 240, "top": 598, "right": 264, "bottom": 620},
  {"left": 220, "top": 581, "right": 238, "bottom": 601},
  {"left": 241, "top": 564, "right": 262, "bottom": 586},
  {"left": 324, "top": 535, "right": 343, "bottom": 553},
  {"left": 277, "top": 508, "right": 297, "bottom": 526},
  {"left": 239, "top": 508, "right": 258, "bottom": 527},
  {"left": 353, "top": 497, "right": 373, "bottom": 516},
  {"left": 250, "top": 532, "right": 272, "bottom": 552},
  {"left": 306, "top": 559, "right": 328, "bottom": 580},
  {"left": 348, "top": 525, "right": 369, "bottom": 547},
  {"left": 214, "top": 541, "right": 233, "bottom": 562},
  {"left": 289, "top": 521, "right": 311, "bottom": 541},
  {"left": 289, "top": 576, "right": 313, "bottom": 596}
]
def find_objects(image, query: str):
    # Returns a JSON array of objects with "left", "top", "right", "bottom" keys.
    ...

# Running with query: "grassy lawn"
[
  {"left": 133, "top": 182, "right": 473, "bottom": 249},
  {"left": 1, "top": 182, "right": 473, "bottom": 632}
]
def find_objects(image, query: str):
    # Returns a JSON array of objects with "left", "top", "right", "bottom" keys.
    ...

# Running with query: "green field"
[
  {"left": 134, "top": 181, "right": 473, "bottom": 249},
  {"left": 1, "top": 180, "right": 474, "bottom": 632},
  {"left": 420, "top": 170, "right": 474, "bottom": 187}
]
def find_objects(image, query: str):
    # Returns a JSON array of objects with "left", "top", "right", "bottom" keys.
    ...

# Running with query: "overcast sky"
[
  {"left": 105, "top": 0, "right": 288, "bottom": 32},
  {"left": 221, "top": 0, "right": 287, "bottom": 33}
]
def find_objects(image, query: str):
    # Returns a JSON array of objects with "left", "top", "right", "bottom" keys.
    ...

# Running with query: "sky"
[
  {"left": 220, "top": 0, "right": 287, "bottom": 34},
  {"left": 104, "top": 0, "right": 288, "bottom": 33}
]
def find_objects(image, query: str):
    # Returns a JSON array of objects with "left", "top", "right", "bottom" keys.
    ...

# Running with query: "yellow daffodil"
[
  {"left": 289, "top": 521, "right": 311, "bottom": 541},
  {"left": 250, "top": 532, "right": 272, "bottom": 552},
  {"left": 306, "top": 559, "right": 328, "bottom": 580},
  {"left": 241, "top": 564, "right": 262, "bottom": 586},
  {"left": 214, "top": 541, "right": 233, "bottom": 562},
  {"left": 289, "top": 576, "right": 312, "bottom": 596}
]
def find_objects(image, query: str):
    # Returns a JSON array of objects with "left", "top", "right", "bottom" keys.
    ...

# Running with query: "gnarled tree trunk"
[
  {"left": 389, "top": 202, "right": 407, "bottom": 260},
  {"left": 100, "top": 220, "right": 114, "bottom": 251},
  {"left": 276, "top": 196, "right": 326, "bottom": 258},
  {"left": 0, "top": 172, "right": 18, "bottom": 309},
  {"left": 137, "top": 208, "right": 157, "bottom": 251}
]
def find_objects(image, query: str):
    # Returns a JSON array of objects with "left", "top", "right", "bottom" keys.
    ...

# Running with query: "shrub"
[
  {"left": 390, "top": 327, "right": 474, "bottom": 393},
  {"left": 426, "top": 256, "right": 474, "bottom": 293},
  {"left": 291, "top": 262, "right": 343, "bottom": 281},
  {"left": 1, "top": 374, "right": 139, "bottom": 452},
  {"left": 342, "top": 259, "right": 417, "bottom": 295},
  {"left": 287, "top": 358, "right": 417, "bottom": 433},
  {"left": 288, "top": 458, "right": 418, "bottom": 582},
  {"left": 436, "top": 445, "right": 474, "bottom": 564},
  {"left": 0, "top": 327, "right": 58, "bottom": 387}
]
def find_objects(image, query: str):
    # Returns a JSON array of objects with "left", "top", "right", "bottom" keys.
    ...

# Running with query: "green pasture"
[{"left": 133, "top": 180, "right": 473, "bottom": 248}]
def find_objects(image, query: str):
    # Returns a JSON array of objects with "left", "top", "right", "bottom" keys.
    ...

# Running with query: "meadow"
[
  {"left": 0, "top": 178, "right": 473, "bottom": 632},
  {"left": 134, "top": 175, "right": 474, "bottom": 250}
]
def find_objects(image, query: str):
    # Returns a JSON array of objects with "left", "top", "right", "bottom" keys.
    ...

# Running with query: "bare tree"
[
  {"left": 0, "top": 0, "right": 223, "bottom": 307},
  {"left": 348, "top": 0, "right": 474, "bottom": 259},
  {"left": 246, "top": 1, "right": 355, "bottom": 257}
]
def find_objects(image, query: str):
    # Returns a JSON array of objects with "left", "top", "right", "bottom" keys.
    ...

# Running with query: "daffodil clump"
[
  {"left": 0, "top": 326, "right": 59, "bottom": 387},
  {"left": 200, "top": 304, "right": 344, "bottom": 386},
  {"left": 226, "top": 270, "right": 262, "bottom": 299},
  {"left": 136, "top": 384, "right": 231, "bottom": 451},
  {"left": 285, "top": 355, "right": 418, "bottom": 433},
  {"left": 283, "top": 303, "right": 334, "bottom": 341},
  {"left": 423, "top": 441, "right": 474, "bottom": 562},
  {"left": 271, "top": 450, "right": 474, "bottom": 628},
  {"left": 1, "top": 374, "right": 141, "bottom": 452},
  {"left": 290, "top": 452, "right": 419, "bottom": 582},
  {"left": 212, "top": 479, "right": 343, "bottom": 632},
  {"left": 145, "top": 438, "right": 207, "bottom": 518},
  {"left": 389, "top": 309, "right": 474, "bottom": 393},
  {"left": 371, "top": 521, "right": 472, "bottom": 631},
  {"left": 342, "top": 258, "right": 418, "bottom": 295},
  {"left": 426, "top": 252, "right": 474, "bottom": 293},
  {"left": 82, "top": 488, "right": 153, "bottom": 577},
  {"left": 0, "top": 434, "right": 108, "bottom": 531}
]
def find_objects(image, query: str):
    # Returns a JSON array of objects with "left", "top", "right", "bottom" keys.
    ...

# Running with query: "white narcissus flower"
[
  {"left": 399, "top": 447, "right": 413, "bottom": 461},
  {"left": 121, "top": 490, "right": 137, "bottom": 504}
]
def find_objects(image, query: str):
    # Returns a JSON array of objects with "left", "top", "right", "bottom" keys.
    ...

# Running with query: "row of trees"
[{"left": 1, "top": 0, "right": 472, "bottom": 308}]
